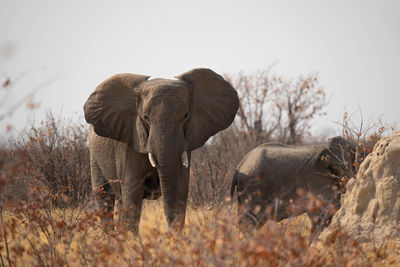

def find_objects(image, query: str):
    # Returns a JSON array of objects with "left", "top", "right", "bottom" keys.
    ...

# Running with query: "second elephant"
[{"left": 231, "top": 136, "right": 356, "bottom": 235}]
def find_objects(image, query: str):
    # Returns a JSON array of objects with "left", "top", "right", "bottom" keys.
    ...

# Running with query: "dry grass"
[{"left": 2, "top": 197, "right": 400, "bottom": 266}]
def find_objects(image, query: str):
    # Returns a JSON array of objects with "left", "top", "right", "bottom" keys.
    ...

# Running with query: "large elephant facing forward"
[
  {"left": 84, "top": 68, "right": 239, "bottom": 233},
  {"left": 231, "top": 137, "right": 355, "bottom": 235}
]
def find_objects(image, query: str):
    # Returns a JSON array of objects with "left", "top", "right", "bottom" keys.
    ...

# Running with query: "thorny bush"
[{"left": 0, "top": 112, "right": 91, "bottom": 206}]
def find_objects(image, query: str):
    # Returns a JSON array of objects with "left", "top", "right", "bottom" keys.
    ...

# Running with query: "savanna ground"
[{"left": 1, "top": 70, "right": 400, "bottom": 266}]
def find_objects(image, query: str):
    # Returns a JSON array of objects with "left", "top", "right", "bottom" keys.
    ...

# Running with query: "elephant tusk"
[
  {"left": 182, "top": 151, "right": 189, "bottom": 168},
  {"left": 148, "top": 153, "right": 157, "bottom": 168}
]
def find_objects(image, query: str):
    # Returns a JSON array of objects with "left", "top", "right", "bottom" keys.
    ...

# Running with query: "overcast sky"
[{"left": 1, "top": 0, "right": 399, "bottom": 138}]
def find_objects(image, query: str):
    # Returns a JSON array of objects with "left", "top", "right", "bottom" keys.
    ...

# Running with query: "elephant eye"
[
  {"left": 143, "top": 115, "right": 150, "bottom": 122},
  {"left": 184, "top": 112, "right": 189, "bottom": 119}
]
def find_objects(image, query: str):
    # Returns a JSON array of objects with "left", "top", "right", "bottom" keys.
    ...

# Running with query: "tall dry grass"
[{"left": 2, "top": 194, "right": 400, "bottom": 266}]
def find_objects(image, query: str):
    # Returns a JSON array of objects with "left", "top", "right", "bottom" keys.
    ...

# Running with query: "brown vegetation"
[
  {"left": 1, "top": 113, "right": 90, "bottom": 206},
  {"left": 0, "top": 70, "right": 399, "bottom": 266}
]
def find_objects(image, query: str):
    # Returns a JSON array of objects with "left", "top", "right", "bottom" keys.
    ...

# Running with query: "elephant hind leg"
[
  {"left": 237, "top": 196, "right": 269, "bottom": 232},
  {"left": 91, "top": 160, "right": 116, "bottom": 231},
  {"left": 238, "top": 210, "right": 259, "bottom": 232}
]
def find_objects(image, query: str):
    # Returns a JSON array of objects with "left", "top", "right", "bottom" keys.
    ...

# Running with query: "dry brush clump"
[
  {"left": 336, "top": 110, "right": 397, "bottom": 175},
  {"left": 0, "top": 112, "right": 91, "bottom": 206},
  {"left": 2, "top": 191, "right": 400, "bottom": 266}
]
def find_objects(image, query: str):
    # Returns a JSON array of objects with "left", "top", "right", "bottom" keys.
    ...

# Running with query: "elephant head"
[
  {"left": 84, "top": 68, "right": 239, "bottom": 228},
  {"left": 317, "top": 136, "right": 356, "bottom": 179}
]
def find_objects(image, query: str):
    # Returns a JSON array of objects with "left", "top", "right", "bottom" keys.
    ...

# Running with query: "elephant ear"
[
  {"left": 177, "top": 68, "right": 239, "bottom": 150},
  {"left": 84, "top": 73, "right": 150, "bottom": 152}
]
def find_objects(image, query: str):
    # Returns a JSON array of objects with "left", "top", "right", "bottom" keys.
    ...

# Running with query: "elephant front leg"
[
  {"left": 94, "top": 183, "right": 116, "bottom": 231},
  {"left": 120, "top": 179, "right": 144, "bottom": 235},
  {"left": 91, "top": 160, "right": 116, "bottom": 231}
]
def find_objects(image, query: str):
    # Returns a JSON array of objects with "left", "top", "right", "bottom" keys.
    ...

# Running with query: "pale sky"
[{"left": 1, "top": 0, "right": 399, "bottom": 138}]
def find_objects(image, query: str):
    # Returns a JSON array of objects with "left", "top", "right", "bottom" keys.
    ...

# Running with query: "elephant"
[
  {"left": 84, "top": 68, "right": 239, "bottom": 234},
  {"left": 230, "top": 136, "right": 356, "bottom": 237}
]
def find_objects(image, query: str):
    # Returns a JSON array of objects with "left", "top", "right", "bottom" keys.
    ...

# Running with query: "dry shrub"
[
  {"left": 336, "top": 110, "right": 397, "bottom": 173},
  {"left": 1, "top": 190, "right": 400, "bottom": 266},
  {"left": 189, "top": 128, "right": 242, "bottom": 208},
  {"left": 0, "top": 112, "right": 91, "bottom": 206}
]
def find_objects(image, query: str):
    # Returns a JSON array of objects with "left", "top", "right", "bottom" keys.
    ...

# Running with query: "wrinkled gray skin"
[
  {"left": 84, "top": 68, "right": 239, "bottom": 234},
  {"left": 231, "top": 137, "right": 355, "bottom": 236}
]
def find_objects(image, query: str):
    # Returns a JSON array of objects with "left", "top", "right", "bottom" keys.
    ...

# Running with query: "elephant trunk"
[
  {"left": 157, "top": 164, "right": 188, "bottom": 229},
  {"left": 148, "top": 125, "right": 189, "bottom": 230}
]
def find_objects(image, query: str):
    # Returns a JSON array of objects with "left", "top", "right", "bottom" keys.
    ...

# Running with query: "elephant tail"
[{"left": 230, "top": 171, "right": 239, "bottom": 198}]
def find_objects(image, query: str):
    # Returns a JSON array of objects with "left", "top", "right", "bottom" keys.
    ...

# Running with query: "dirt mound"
[{"left": 318, "top": 131, "right": 400, "bottom": 244}]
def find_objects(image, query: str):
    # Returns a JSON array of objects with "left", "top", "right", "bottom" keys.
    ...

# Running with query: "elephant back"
[{"left": 237, "top": 142, "right": 325, "bottom": 178}]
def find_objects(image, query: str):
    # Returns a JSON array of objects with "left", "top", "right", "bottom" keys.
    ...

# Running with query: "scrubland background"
[{"left": 1, "top": 69, "right": 399, "bottom": 266}]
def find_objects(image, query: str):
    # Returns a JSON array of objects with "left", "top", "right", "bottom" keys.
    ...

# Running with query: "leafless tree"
[
  {"left": 225, "top": 68, "right": 327, "bottom": 144},
  {"left": 276, "top": 74, "right": 327, "bottom": 144}
]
